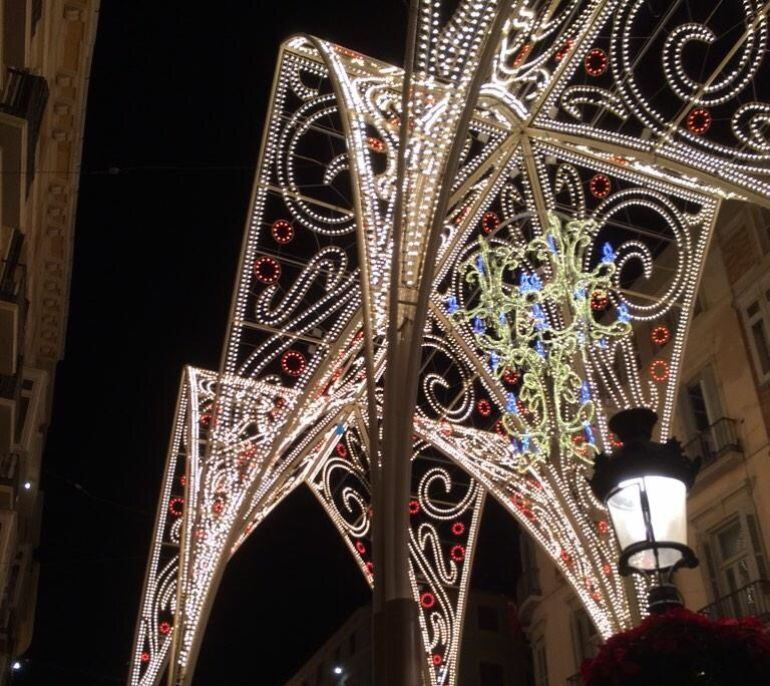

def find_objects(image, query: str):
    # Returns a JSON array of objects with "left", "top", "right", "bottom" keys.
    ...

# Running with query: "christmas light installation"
[
  {"left": 128, "top": 2, "right": 769, "bottom": 686},
  {"left": 454, "top": 212, "right": 632, "bottom": 471}
]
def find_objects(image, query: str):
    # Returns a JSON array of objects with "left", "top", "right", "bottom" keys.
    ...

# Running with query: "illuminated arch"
[{"left": 129, "top": 2, "right": 770, "bottom": 685}]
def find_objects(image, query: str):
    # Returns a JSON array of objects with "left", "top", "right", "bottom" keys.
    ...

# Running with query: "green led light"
[{"left": 456, "top": 212, "right": 632, "bottom": 471}]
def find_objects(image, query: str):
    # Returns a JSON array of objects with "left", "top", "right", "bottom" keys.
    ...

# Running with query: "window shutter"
[
  {"left": 702, "top": 540, "right": 721, "bottom": 600},
  {"left": 700, "top": 365, "right": 723, "bottom": 425},
  {"left": 745, "top": 514, "right": 768, "bottom": 580}
]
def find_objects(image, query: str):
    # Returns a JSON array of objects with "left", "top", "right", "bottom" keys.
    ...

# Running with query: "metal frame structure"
[{"left": 128, "top": 2, "right": 770, "bottom": 685}]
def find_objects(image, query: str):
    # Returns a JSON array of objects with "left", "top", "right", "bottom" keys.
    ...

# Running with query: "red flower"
[{"left": 582, "top": 608, "right": 770, "bottom": 686}]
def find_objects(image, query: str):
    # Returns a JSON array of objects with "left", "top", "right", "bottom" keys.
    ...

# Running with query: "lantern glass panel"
[{"left": 607, "top": 476, "right": 687, "bottom": 571}]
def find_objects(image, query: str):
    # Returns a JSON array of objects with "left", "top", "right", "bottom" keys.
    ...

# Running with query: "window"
[
  {"left": 702, "top": 513, "right": 768, "bottom": 605},
  {"left": 517, "top": 535, "right": 541, "bottom": 602},
  {"left": 679, "top": 365, "right": 722, "bottom": 438},
  {"left": 678, "top": 365, "right": 731, "bottom": 466},
  {"left": 479, "top": 661, "right": 505, "bottom": 686},
  {"left": 533, "top": 637, "right": 549, "bottom": 686},
  {"left": 741, "top": 285, "right": 770, "bottom": 383},
  {"left": 478, "top": 604, "right": 499, "bottom": 632},
  {"left": 570, "top": 607, "right": 598, "bottom": 669}
]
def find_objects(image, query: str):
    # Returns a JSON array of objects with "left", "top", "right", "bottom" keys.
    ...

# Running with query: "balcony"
[
  {"left": 0, "top": 67, "right": 49, "bottom": 196},
  {"left": 0, "top": 258, "right": 27, "bottom": 377},
  {"left": 0, "top": 247, "right": 23, "bottom": 447},
  {"left": 0, "top": 450, "right": 19, "bottom": 493},
  {"left": 698, "top": 580, "right": 770, "bottom": 623},
  {"left": 0, "top": 373, "right": 22, "bottom": 457},
  {"left": 683, "top": 417, "right": 741, "bottom": 471}
]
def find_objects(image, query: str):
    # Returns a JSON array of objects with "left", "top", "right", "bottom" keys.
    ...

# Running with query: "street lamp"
[{"left": 589, "top": 408, "right": 700, "bottom": 613}]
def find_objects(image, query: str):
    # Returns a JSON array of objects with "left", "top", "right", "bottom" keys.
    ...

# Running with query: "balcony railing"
[
  {"left": 683, "top": 417, "right": 741, "bottom": 469},
  {"left": 699, "top": 580, "right": 770, "bottom": 622},
  {"left": 0, "top": 67, "right": 49, "bottom": 192},
  {"left": 0, "top": 258, "right": 26, "bottom": 306}
]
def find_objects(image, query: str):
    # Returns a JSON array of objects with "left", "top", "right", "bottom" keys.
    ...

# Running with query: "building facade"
[
  {"left": 0, "top": 0, "right": 97, "bottom": 677},
  {"left": 284, "top": 591, "right": 530, "bottom": 686},
  {"left": 518, "top": 201, "right": 770, "bottom": 685}
]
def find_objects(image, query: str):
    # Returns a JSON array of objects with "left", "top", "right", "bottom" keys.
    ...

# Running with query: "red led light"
[
  {"left": 589, "top": 173, "right": 611, "bottom": 199},
  {"left": 253, "top": 255, "right": 281, "bottom": 284},
  {"left": 355, "top": 540, "right": 366, "bottom": 555},
  {"left": 212, "top": 497, "right": 224, "bottom": 515},
  {"left": 159, "top": 621, "right": 171, "bottom": 635},
  {"left": 502, "top": 368, "right": 520, "bottom": 385},
  {"left": 686, "top": 107, "right": 712, "bottom": 135},
  {"left": 199, "top": 413, "right": 212, "bottom": 427},
  {"left": 651, "top": 325, "right": 670, "bottom": 346},
  {"left": 366, "top": 561, "right": 374, "bottom": 575},
  {"left": 603, "top": 563, "right": 613, "bottom": 576},
  {"left": 584, "top": 48, "right": 608, "bottom": 76},
  {"left": 476, "top": 398, "right": 492, "bottom": 416},
  {"left": 451, "top": 521, "right": 466, "bottom": 536},
  {"left": 609, "top": 432, "right": 623, "bottom": 449},
  {"left": 455, "top": 205, "right": 470, "bottom": 223},
  {"left": 450, "top": 545, "right": 465, "bottom": 562},
  {"left": 597, "top": 520, "right": 610, "bottom": 535},
  {"left": 481, "top": 211, "right": 500, "bottom": 235},
  {"left": 280, "top": 349, "right": 306, "bottom": 377},
  {"left": 420, "top": 592, "right": 436, "bottom": 609},
  {"left": 366, "top": 136, "right": 385, "bottom": 153},
  {"left": 179, "top": 475, "right": 186, "bottom": 487},
  {"left": 432, "top": 654, "right": 443, "bottom": 666},
  {"left": 168, "top": 497, "right": 184, "bottom": 518},
  {"left": 555, "top": 38, "right": 573, "bottom": 62},
  {"left": 526, "top": 476, "right": 542, "bottom": 490},
  {"left": 650, "top": 359, "right": 669, "bottom": 382},
  {"left": 591, "top": 291, "right": 609, "bottom": 311},
  {"left": 572, "top": 433, "right": 588, "bottom": 457},
  {"left": 270, "top": 219, "right": 294, "bottom": 244},
  {"left": 409, "top": 499, "right": 421, "bottom": 516},
  {"left": 140, "top": 651, "right": 150, "bottom": 663},
  {"left": 513, "top": 43, "right": 532, "bottom": 67},
  {"left": 335, "top": 443, "right": 348, "bottom": 458}
]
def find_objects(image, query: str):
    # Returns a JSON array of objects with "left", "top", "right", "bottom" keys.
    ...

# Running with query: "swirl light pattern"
[{"left": 128, "top": 2, "right": 766, "bottom": 685}]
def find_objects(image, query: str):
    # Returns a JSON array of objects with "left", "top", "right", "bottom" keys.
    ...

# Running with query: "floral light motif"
[{"left": 455, "top": 212, "right": 632, "bottom": 470}]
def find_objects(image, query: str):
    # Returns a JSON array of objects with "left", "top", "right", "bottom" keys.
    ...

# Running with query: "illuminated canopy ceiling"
[{"left": 128, "top": 2, "right": 770, "bottom": 685}]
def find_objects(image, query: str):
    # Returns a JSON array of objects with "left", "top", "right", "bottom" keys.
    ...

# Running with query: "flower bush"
[{"left": 581, "top": 609, "right": 770, "bottom": 686}]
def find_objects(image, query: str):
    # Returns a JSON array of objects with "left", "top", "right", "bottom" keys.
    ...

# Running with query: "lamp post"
[{"left": 589, "top": 408, "right": 701, "bottom": 613}]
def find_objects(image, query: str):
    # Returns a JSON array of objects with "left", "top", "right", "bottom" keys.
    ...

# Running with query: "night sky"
[{"left": 21, "top": 2, "right": 519, "bottom": 684}]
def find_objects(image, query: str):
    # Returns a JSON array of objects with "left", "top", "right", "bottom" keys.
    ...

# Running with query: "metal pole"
[{"left": 372, "top": 0, "right": 422, "bottom": 682}]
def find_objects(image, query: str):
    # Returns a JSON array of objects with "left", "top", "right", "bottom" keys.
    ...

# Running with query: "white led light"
[{"left": 128, "top": 7, "right": 749, "bottom": 684}]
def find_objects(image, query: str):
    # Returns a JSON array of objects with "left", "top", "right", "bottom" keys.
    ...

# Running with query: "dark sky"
[{"left": 21, "top": 2, "right": 519, "bottom": 684}]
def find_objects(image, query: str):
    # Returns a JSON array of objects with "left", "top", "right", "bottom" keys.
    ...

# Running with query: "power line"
[{"left": 43, "top": 469, "right": 152, "bottom": 518}]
